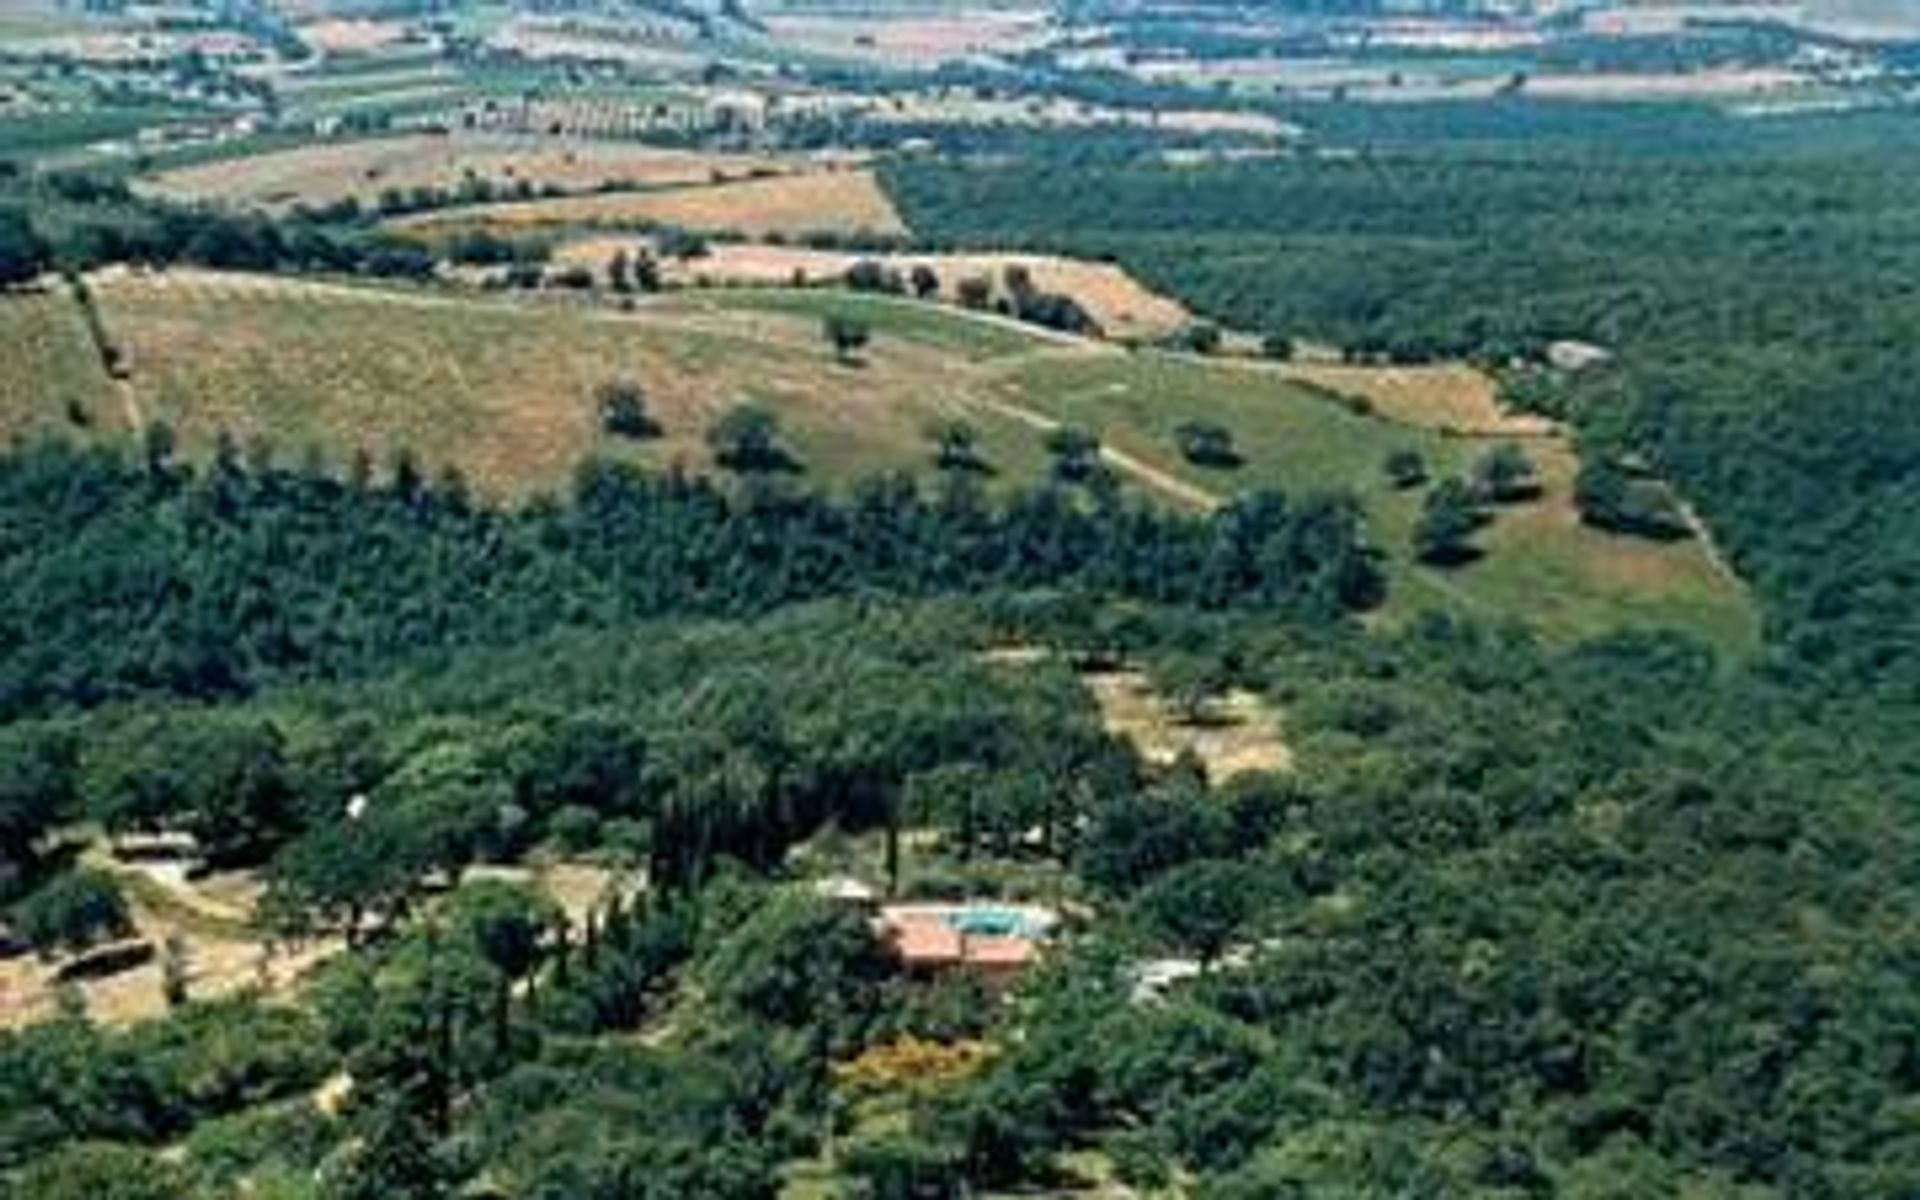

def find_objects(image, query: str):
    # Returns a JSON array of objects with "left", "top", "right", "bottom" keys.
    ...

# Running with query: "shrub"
[
  {"left": 1174, "top": 421, "right": 1241, "bottom": 468},
  {"left": 1383, "top": 448, "right": 1428, "bottom": 489},
  {"left": 596, "top": 380, "right": 661, "bottom": 440},
  {"left": 13, "top": 868, "right": 132, "bottom": 959}
]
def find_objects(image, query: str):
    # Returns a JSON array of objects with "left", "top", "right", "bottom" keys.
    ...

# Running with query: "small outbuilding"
[{"left": 1547, "top": 339, "right": 1613, "bottom": 372}]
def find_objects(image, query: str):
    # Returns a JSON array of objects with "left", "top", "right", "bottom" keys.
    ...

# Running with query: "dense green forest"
[
  {"left": 0, "top": 438, "right": 1377, "bottom": 713},
  {"left": 6, "top": 582, "right": 1919, "bottom": 1196}
]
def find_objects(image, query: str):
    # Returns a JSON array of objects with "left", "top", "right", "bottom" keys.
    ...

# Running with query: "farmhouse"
[{"left": 874, "top": 902, "right": 1057, "bottom": 985}]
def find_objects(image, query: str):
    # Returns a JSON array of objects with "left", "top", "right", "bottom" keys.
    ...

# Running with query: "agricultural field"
[
  {"left": 0, "top": 286, "right": 119, "bottom": 441},
  {"left": 64, "top": 269, "right": 1052, "bottom": 496},
  {"left": 3, "top": 4, "right": 1918, "bottom": 1194},
  {"left": 412, "top": 89, "right": 709, "bottom": 141},
  {"left": 293, "top": 17, "right": 415, "bottom": 56},
  {"left": 396, "top": 166, "right": 907, "bottom": 236},
  {"left": 756, "top": 7, "right": 1058, "bottom": 67},
  {"left": 0, "top": 0, "right": 122, "bottom": 43},
  {"left": 0, "top": 270, "right": 1754, "bottom": 651},
  {"left": 1122, "top": 52, "right": 1812, "bottom": 104},
  {"left": 555, "top": 239, "right": 1192, "bottom": 340},
  {"left": 140, "top": 133, "right": 816, "bottom": 211},
  {"left": 800, "top": 84, "right": 1294, "bottom": 136},
  {"left": 993, "top": 352, "right": 1759, "bottom": 654},
  {"left": 1277, "top": 362, "right": 1557, "bottom": 437},
  {"left": 1796, "top": 0, "right": 1920, "bottom": 38},
  {"left": 683, "top": 287, "right": 1059, "bottom": 362},
  {"left": 484, "top": 14, "right": 714, "bottom": 72}
]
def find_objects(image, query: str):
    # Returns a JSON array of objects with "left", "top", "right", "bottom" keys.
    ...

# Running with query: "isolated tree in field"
[
  {"left": 390, "top": 447, "right": 424, "bottom": 503},
  {"left": 1044, "top": 425, "right": 1102, "bottom": 483},
  {"left": 909, "top": 263, "right": 940, "bottom": 299},
  {"left": 927, "top": 419, "right": 988, "bottom": 474},
  {"left": 1575, "top": 456, "right": 1690, "bottom": 540},
  {"left": 447, "top": 229, "right": 518, "bottom": 266},
  {"left": 1154, "top": 652, "right": 1233, "bottom": 727},
  {"left": 1261, "top": 332, "right": 1295, "bottom": 361},
  {"left": 955, "top": 275, "right": 992, "bottom": 310},
  {"left": 596, "top": 378, "right": 660, "bottom": 439},
  {"left": 844, "top": 259, "right": 901, "bottom": 294},
  {"left": 13, "top": 868, "right": 133, "bottom": 960},
  {"left": 162, "top": 933, "right": 189, "bottom": 1008},
  {"left": 1014, "top": 289, "right": 1100, "bottom": 336},
  {"left": 142, "top": 419, "right": 177, "bottom": 480},
  {"left": 1384, "top": 448, "right": 1428, "bottom": 489},
  {"left": 823, "top": 313, "right": 872, "bottom": 363},
  {"left": 1473, "top": 442, "right": 1540, "bottom": 503},
  {"left": 631, "top": 249, "right": 662, "bottom": 292},
  {"left": 1413, "top": 477, "right": 1484, "bottom": 566},
  {"left": 0, "top": 208, "right": 49, "bottom": 290},
  {"left": 1174, "top": 420, "right": 1240, "bottom": 468},
  {"left": 1574, "top": 455, "right": 1631, "bottom": 526},
  {"left": 707, "top": 403, "right": 792, "bottom": 473},
  {"left": 656, "top": 227, "right": 708, "bottom": 261},
  {"left": 607, "top": 248, "right": 633, "bottom": 293},
  {"left": 1179, "top": 322, "right": 1223, "bottom": 355}
]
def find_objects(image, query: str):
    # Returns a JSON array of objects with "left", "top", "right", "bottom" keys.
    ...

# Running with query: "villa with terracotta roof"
[{"left": 874, "top": 902, "right": 1056, "bottom": 986}]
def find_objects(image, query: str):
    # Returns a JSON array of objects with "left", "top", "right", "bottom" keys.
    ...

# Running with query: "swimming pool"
[{"left": 944, "top": 905, "right": 1053, "bottom": 939}]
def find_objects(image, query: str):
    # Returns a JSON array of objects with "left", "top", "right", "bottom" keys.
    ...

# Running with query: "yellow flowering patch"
[{"left": 833, "top": 1034, "right": 997, "bottom": 1093}]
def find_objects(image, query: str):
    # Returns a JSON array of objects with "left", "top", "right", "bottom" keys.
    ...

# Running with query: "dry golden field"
[
  {"left": 142, "top": 133, "right": 814, "bottom": 211},
  {"left": 555, "top": 240, "right": 1191, "bottom": 340},
  {"left": 760, "top": 9, "right": 1056, "bottom": 66},
  {"left": 397, "top": 167, "right": 907, "bottom": 237},
  {"left": 0, "top": 271, "right": 1755, "bottom": 653},
  {"left": 76, "top": 268, "right": 1049, "bottom": 497}
]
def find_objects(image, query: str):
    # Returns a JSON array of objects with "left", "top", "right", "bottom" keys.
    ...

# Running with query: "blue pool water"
[{"left": 945, "top": 906, "right": 1049, "bottom": 939}]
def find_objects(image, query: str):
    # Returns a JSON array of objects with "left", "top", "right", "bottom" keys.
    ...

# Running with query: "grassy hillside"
[
  {"left": 392, "top": 169, "right": 907, "bottom": 238},
  {"left": 995, "top": 352, "right": 1759, "bottom": 654},
  {"left": 72, "top": 271, "right": 1052, "bottom": 496},
  {"left": 0, "top": 287, "right": 120, "bottom": 441},
  {"left": 140, "top": 135, "right": 809, "bottom": 211},
  {"left": 0, "top": 273, "right": 1755, "bottom": 651}
]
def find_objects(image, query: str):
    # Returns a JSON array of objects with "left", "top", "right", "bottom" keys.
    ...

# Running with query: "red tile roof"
[
  {"left": 889, "top": 919, "right": 964, "bottom": 967},
  {"left": 881, "top": 914, "right": 1040, "bottom": 974},
  {"left": 963, "top": 935, "right": 1037, "bottom": 969}
]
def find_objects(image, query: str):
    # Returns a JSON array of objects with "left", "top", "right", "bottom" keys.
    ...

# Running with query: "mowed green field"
[
  {"left": 0, "top": 273, "right": 1757, "bottom": 652},
  {"left": 692, "top": 287, "right": 1050, "bottom": 362},
  {"left": 993, "top": 351, "right": 1761, "bottom": 656}
]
